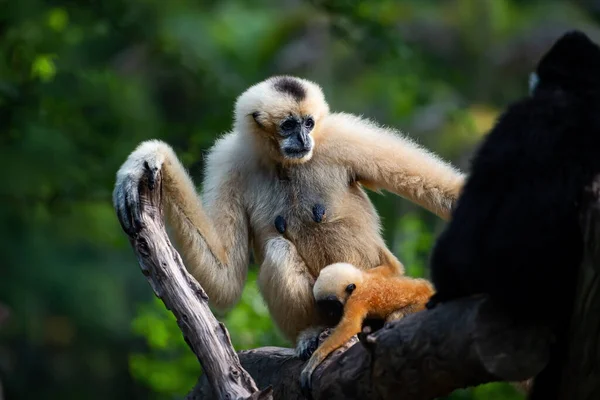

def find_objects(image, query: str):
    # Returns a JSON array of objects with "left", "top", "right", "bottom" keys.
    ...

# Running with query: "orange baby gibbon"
[{"left": 299, "top": 261, "right": 434, "bottom": 393}]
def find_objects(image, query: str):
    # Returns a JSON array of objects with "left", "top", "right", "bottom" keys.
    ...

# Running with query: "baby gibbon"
[{"left": 299, "top": 261, "right": 434, "bottom": 393}]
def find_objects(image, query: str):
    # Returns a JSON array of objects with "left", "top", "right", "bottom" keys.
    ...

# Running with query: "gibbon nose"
[{"left": 297, "top": 132, "right": 310, "bottom": 149}]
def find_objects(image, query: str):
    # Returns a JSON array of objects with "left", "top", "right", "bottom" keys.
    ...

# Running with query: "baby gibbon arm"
[
  {"left": 320, "top": 113, "right": 465, "bottom": 220},
  {"left": 113, "top": 139, "right": 250, "bottom": 310},
  {"left": 299, "top": 300, "right": 367, "bottom": 393}
]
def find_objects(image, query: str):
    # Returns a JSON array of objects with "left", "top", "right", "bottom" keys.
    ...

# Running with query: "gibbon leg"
[
  {"left": 113, "top": 140, "right": 250, "bottom": 310},
  {"left": 258, "top": 237, "right": 320, "bottom": 357}
]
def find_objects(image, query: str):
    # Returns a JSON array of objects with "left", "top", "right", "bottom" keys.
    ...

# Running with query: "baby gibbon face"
[
  {"left": 313, "top": 263, "right": 363, "bottom": 324},
  {"left": 233, "top": 75, "right": 330, "bottom": 164}
]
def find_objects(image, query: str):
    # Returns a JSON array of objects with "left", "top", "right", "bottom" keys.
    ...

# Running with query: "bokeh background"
[{"left": 2, "top": 0, "right": 600, "bottom": 399}]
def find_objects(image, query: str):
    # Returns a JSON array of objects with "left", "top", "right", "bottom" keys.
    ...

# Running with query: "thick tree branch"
[
  {"left": 193, "top": 296, "right": 550, "bottom": 400},
  {"left": 116, "top": 171, "right": 271, "bottom": 400}
]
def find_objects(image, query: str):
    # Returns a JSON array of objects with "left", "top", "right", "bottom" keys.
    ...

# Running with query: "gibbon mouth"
[{"left": 284, "top": 147, "right": 311, "bottom": 158}]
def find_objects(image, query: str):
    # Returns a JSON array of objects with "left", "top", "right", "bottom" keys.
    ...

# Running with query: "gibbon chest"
[{"left": 244, "top": 161, "right": 385, "bottom": 273}]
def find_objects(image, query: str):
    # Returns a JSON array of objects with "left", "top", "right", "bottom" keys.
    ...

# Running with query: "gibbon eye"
[
  {"left": 281, "top": 119, "right": 297, "bottom": 131},
  {"left": 304, "top": 117, "right": 315, "bottom": 130},
  {"left": 346, "top": 283, "right": 356, "bottom": 293}
]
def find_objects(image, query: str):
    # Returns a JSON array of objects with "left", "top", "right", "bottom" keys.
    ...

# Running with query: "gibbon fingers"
[
  {"left": 113, "top": 75, "right": 464, "bottom": 358},
  {"left": 299, "top": 261, "right": 434, "bottom": 392}
]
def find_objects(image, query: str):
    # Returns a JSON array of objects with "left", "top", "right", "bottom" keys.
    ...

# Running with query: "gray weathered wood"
[
  {"left": 117, "top": 170, "right": 271, "bottom": 400},
  {"left": 192, "top": 296, "right": 549, "bottom": 400}
]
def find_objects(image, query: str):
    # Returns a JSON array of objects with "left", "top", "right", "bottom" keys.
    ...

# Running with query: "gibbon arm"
[
  {"left": 113, "top": 139, "right": 250, "bottom": 310},
  {"left": 300, "top": 301, "right": 367, "bottom": 392},
  {"left": 258, "top": 236, "right": 317, "bottom": 343},
  {"left": 321, "top": 113, "right": 465, "bottom": 220}
]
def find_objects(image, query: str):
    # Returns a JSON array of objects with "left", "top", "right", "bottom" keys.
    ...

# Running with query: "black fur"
[
  {"left": 427, "top": 30, "right": 600, "bottom": 399},
  {"left": 273, "top": 77, "right": 306, "bottom": 101}
]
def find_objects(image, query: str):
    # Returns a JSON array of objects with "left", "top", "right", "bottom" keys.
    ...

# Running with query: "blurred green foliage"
[{"left": 2, "top": 0, "right": 600, "bottom": 399}]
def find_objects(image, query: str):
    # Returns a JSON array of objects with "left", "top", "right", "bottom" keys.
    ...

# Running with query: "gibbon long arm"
[
  {"left": 114, "top": 139, "right": 250, "bottom": 310},
  {"left": 320, "top": 113, "right": 465, "bottom": 220},
  {"left": 258, "top": 237, "right": 317, "bottom": 341}
]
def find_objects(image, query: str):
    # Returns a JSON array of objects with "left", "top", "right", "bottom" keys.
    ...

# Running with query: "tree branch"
[
  {"left": 192, "top": 295, "right": 550, "bottom": 400},
  {"left": 117, "top": 170, "right": 271, "bottom": 400}
]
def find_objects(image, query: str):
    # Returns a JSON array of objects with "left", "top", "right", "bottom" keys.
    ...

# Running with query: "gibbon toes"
[
  {"left": 144, "top": 160, "right": 161, "bottom": 191},
  {"left": 113, "top": 140, "right": 169, "bottom": 234},
  {"left": 312, "top": 204, "right": 326, "bottom": 223},
  {"left": 296, "top": 335, "right": 319, "bottom": 361},
  {"left": 274, "top": 215, "right": 286, "bottom": 234}
]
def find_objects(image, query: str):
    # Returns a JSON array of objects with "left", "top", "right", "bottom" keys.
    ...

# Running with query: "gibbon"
[
  {"left": 299, "top": 261, "right": 434, "bottom": 393},
  {"left": 113, "top": 75, "right": 464, "bottom": 359},
  {"left": 426, "top": 30, "right": 600, "bottom": 399}
]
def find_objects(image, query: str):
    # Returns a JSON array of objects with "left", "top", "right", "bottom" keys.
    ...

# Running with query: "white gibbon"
[{"left": 113, "top": 75, "right": 464, "bottom": 359}]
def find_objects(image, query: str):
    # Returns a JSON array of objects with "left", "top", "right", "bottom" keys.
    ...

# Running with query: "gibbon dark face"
[
  {"left": 316, "top": 296, "right": 344, "bottom": 326},
  {"left": 238, "top": 76, "right": 329, "bottom": 164},
  {"left": 278, "top": 114, "right": 315, "bottom": 159},
  {"left": 313, "top": 263, "right": 361, "bottom": 325}
]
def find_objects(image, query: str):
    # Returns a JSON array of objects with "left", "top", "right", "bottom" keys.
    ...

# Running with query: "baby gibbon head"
[
  {"left": 233, "top": 75, "right": 330, "bottom": 164},
  {"left": 313, "top": 262, "right": 363, "bottom": 324}
]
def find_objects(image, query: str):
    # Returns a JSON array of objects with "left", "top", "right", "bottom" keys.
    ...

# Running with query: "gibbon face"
[
  {"left": 313, "top": 263, "right": 363, "bottom": 323},
  {"left": 233, "top": 75, "right": 330, "bottom": 164}
]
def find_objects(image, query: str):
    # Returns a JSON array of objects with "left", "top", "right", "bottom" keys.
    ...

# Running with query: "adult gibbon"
[
  {"left": 113, "top": 75, "right": 464, "bottom": 358},
  {"left": 300, "top": 261, "right": 434, "bottom": 392},
  {"left": 426, "top": 31, "right": 600, "bottom": 399}
]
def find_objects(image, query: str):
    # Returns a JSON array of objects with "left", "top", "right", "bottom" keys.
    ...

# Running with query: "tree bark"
[
  {"left": 117, "top": 170, "right": 271, "bottom": 400},
  {"left": 192, "top": 295, "right": 550, "bottom": 400}
]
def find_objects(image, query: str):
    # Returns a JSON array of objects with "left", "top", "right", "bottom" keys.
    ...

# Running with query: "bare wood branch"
[
  {"left": 117, "top": 171, "right": 271, "bottom": 400},
  {"left": 192, "top": 296, "right": 550, "bottom": 400}
]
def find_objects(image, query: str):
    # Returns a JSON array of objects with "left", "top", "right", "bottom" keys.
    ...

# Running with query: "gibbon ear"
[{"left": 346, "top": 283, "right": 356, "bottom": 293}]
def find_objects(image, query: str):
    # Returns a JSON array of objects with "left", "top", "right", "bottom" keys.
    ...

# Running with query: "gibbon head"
[
  {"left": 313, "top": 262, "right": 363, "bottom": 324},
  {"left": 234, "top": 75, "right": 330, "bottom": 164},
  {"left": 530, "top": 30, "right": 600, "bottom": 95}
]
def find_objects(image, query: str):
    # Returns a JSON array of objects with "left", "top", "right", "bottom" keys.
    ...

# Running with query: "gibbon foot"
[
  {"left": 295, "top": 333, "right": 320, "bottom": 362},
  {"left": 144, "top": 160, "right": 161, "bottom": 191},
  {"left": 113, "top": 140, "right": 169, "bottom": 235},
  {"left": 295, "top": 326, "right": 331, "bottom": 361}
]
